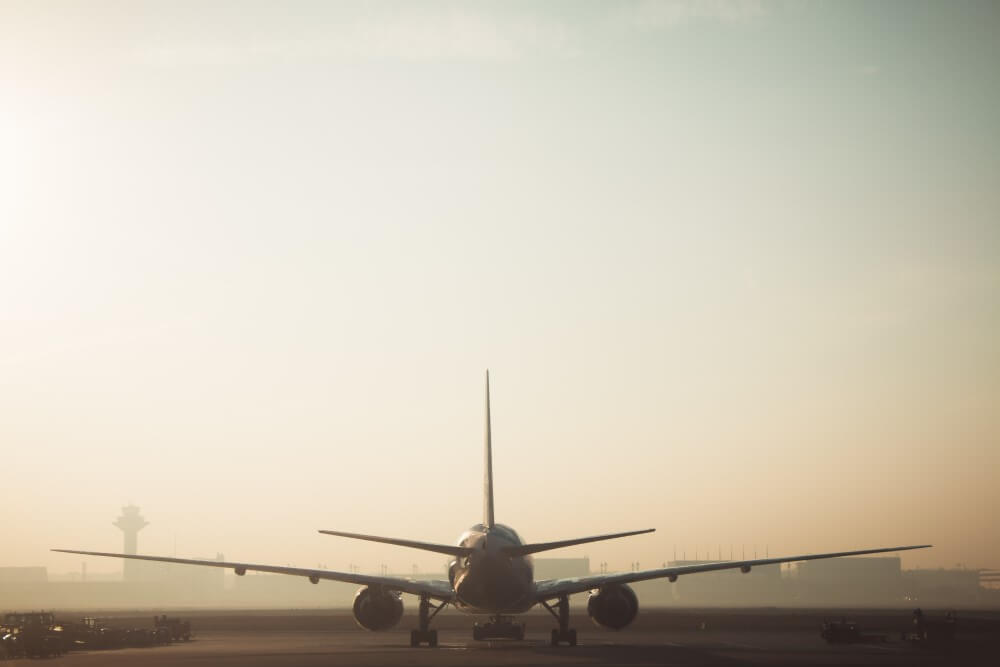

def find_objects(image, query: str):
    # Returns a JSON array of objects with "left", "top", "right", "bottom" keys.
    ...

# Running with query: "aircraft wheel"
[
  {"left": 550, "top": 629, "right": 559, "bottom": 646},
  {"left": 568, "top": 629, "right": 577, "bottom": 646},
  {"left": 410, "top": 630, "right": 419, "bottom": 647},
  {"left": 428, "top": 630, "right": 438, "bottom": 647}
]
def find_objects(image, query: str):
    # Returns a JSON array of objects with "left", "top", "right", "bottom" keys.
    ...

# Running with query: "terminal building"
[
  {"left": 902, "top": 568, "right": 992, "bottom": 605},
  {"left": 792, "top": 557, "right": 903, "bottom": 605},
  {"left": 671, "top": 561, "right": 787, "bottom": 605},
  {"left": 0, "top": 506, "right": 228, "bottom": 609},
  {"left": 532, "top": 558, "right": 590, "bottom": 581}
]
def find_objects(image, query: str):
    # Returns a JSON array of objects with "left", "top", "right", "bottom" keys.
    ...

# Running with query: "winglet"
[{"left": 484, "top": 370, "right": 495, "bottom": 529}]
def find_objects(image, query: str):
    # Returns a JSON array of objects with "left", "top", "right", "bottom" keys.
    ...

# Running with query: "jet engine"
[
  {"left": 352, "top": 586, "right": 404, "bottom": 631},
  {"left": 587, "top": 584, "right": 639, "bottom": 630}
]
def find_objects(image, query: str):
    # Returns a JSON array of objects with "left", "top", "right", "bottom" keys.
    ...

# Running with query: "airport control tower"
[{"left": 114, "top": 504, "right": 148, "bottom": 581}]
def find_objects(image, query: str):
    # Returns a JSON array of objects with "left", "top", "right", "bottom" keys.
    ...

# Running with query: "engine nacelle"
[
  {"left": 352, "top": 586, "right": 403, "bottom": 631},
  {"left": 587, "top": 584, "right": 639, "bottom": 630}
]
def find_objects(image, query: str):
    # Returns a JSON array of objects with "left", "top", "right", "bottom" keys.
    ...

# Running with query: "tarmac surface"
[{"left": 6, "top": 608, "right": 999, "bottom": 666}]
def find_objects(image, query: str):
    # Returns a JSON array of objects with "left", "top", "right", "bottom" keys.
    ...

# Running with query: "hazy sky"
[{"left": 2, "top": 1, "right": 998, "bottom": 577}]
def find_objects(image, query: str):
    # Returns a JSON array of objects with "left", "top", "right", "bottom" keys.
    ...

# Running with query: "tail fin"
[{"left": 484, "top": 370, "right": 496, "bottom": 529}]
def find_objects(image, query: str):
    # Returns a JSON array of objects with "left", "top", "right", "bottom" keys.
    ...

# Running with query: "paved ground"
[{"left": 5, "top": 609, "right": 998, "bottom": 666}]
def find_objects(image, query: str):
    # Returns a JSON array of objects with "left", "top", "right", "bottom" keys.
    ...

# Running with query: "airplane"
[{"left": 55, "top": 371, "right": 931, "bottom": 647}]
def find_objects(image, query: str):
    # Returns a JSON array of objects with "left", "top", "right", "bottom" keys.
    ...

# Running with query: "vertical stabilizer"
[{"left": 484, "top": 370, "right": 496, "bottom": 529}]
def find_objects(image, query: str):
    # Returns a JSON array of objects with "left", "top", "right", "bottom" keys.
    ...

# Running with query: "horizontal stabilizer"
[
  {"left": 318, "top": 530, "right": 473, "bottom": 557},
  {"left": 502, "top": 528, "right": 655, "bottom": 557}
]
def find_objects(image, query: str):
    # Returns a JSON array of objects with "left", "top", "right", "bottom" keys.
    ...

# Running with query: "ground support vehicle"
[
  {"left": 1, "top": 612, "right": 65, "bottom": 658},
  {"left": 154, "top": 615, "right": 192, "bottom": 642},
  {"left": 903, "top": 609, "right": 956, "bottom": 646},
  {"left": 820, "top": 620, "right": 886, "bottom": 644},
  {"left": 472, "top": 616, "right": 526, "bottom": 641}
]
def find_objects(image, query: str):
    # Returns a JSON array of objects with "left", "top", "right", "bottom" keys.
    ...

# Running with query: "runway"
[{"left": 7, "top": 609, "right": 998, "bottom": 666}]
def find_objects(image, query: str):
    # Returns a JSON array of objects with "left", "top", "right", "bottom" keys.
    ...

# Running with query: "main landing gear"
[
  {"left": 541, "top": 594, "right": 577, "bottom": 646},
  {"left": 410, "top": 595, "right": 446, "bottom": 647},
  {"left": 472, "top": 615, "right": 526, "bottom": 641}
]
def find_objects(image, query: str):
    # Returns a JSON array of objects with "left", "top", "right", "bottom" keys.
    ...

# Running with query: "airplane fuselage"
[{"left": 449, "top": 523, "right": 536, "bottom": 614}]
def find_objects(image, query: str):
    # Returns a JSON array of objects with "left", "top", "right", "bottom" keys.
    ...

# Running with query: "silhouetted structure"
[
  {"left": 533, "top": 558, "right": 590, "bottom": 580},
  {"left": 2, "top": 560, "right": 997, "bottom": 609},
  {"left": 903, "top": 568, "right": 989, "bottom": 605},
  {"left": 668, "top": 561, "right": 787, "bottom": 605},
  {"left": 0, "top": 567, "right": 47, "bottom": 583},
  {"left": 113, "top": 505, "right": 147, "bottom": 582},
  {"left": 794, "top": 557, "right": 902, "bottom": 605}
]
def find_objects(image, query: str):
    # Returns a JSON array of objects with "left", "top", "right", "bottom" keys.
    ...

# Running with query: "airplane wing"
[
  {"left": 534, "top": 544, "right": 931, "bottom": 601},
  {"left": 52, "top": 549, "right": 455, "bottom": 601}
]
